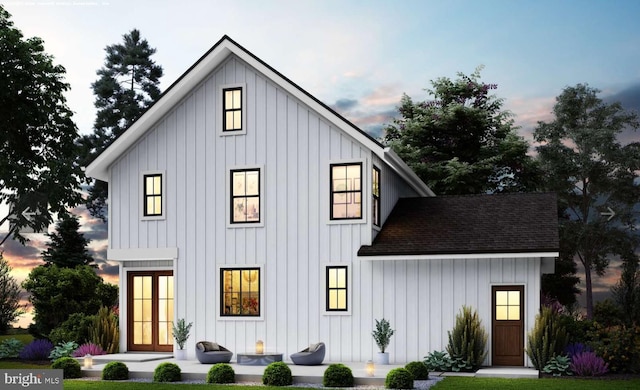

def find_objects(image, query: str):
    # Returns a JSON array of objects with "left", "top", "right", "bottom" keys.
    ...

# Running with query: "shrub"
[
  {"left": 19, "top": 339, "right": 53, "bottom": 361},
  {"left": 323, "top": 363, "right": 354, "bottom": 387},
  {"left": 51, "top": 357, "right": 81, "bottom": 379},
  {"left": 405, "top": 361, "right": 429, "bottom": 380},
  {"left": 542, "top": 355, "right": 572, "bottom": 376},
  {"left": 564, "top": 342, "right": 592, "bottom": 359},
  {"left": 423, "top": 350, "right": 453, "bottom": 372},
  {"left": 446, "top": 306, "right": 488, "bottom": 371},
  {"left": 102, "top": 361, "right": 129, "bottom": 380},
  {"left": 206, "top": 363, "right": 235, "bottom": 384},
  {"left": 73, "top": 342, "right": 106, "bottom": 357},
  {"left": 262, "top": 361, "right": 292, "bottom": 386},
  {"left": 153, "top": 362, "right": 182, "bottom": 382},
  {"left": 0, "top": 338, "right": 24, "bottom": 359},
  {"left": 526, "top": 306, "right": 568, "bottom": 370},
  {"left": 49, "top": 341, "right": 79, "bottom": 361},
  {"left": 587, "top": 324, "right": 640, "bottom": 373},
  {"left": 49, "top": 313, "right": 95, "bottom": 345},
  {"left": 385, "top": 367, "right": 414, "bottom": 389},
  {"left": 570, "top": 351, "right": 609, "bottom": 376},
  {"left": 560, "top": 315, "right": 594, "bottom": 345},
  {"left": 89, "top": 306, "right": 119, "bottom": 354},
  {"left": 450, "top": 356, "right": 472, "bottom": 372}
]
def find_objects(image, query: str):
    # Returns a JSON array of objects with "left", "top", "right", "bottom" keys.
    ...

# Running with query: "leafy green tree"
[
  {"left": 22, "top": 265, "right": 118, "bottom": 338},
  {"left": 81, "top": 29, "right": 163, "bottom": 220},
  {"left": 41, "top": 213, "right": 94, "bottom": 268},
  {"left": 534, "top": 83, "right": 640, "bottom": 319},
  {"left": 0, "top": 253, "right": 24, "bottom": 333},
  {"left": 611, "top": 247, "right": 640, "bottom": 326},
  {"left": 384, "top": 66, "right": 539, "bottom": 195},
  {"left": 0, "top": 6, "right": 83, "bottom": 245}
]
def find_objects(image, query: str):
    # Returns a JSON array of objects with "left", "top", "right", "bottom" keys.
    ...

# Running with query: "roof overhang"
[{"left": 357, "top": 252, "right": 559, "bottom": 261}]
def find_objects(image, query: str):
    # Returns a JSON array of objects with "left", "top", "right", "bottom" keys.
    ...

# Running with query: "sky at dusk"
[{"left": 1, "top": 0, "right": 639, "bottom": 328}]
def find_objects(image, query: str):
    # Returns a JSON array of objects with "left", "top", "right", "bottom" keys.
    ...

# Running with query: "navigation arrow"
[
  {"left": 601, "top": 206, "right": 616, "bottom": 222},
  {"left": 21, "top": 208, "right": 36, "bottom": 222}
]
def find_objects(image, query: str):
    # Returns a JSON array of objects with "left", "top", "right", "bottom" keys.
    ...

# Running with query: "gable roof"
[
  {"left": 358, "top": 192, "right": 559, "bottom": 258},
  {"left": 85, "top": 35, "right": 433, "bottom": 197}
]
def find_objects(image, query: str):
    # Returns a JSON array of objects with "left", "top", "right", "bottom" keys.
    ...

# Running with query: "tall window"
[
  {"left": 221, "top": 268, "right": 260, "bottom": 317},
  {"left": 143, "top": 173, "right": 163, "bottom": 217},
  {"left": 372, "top": 166, "right": 380, "bottom": 226},
  {"left": 223, "top": 87, "right": 242, "bottom": 132},
  {"left": 231, "top": 168, "right": 260, "bottom": 224},
  {"left": 326, "top": 266, "right": 348, "bottom": 311},
  {"left": 330, "top": 163, "right": 362, "bottom": 220}
]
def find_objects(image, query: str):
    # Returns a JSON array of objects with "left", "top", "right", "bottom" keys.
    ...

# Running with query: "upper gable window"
[
  {"left": 330, "top": 163, "right": 362, "bottom": 220},
  {"left": 141, "top": 171, "right": 165, "bottom": 220},
  {"left": 372, "top": 166, "right": 380, "bottom": 227},
  {"left": 219, "top": 83, "right": 246, "bottom": 136},
  {"left": 231, "top": 168, "right": 261, "bottom": 224}
]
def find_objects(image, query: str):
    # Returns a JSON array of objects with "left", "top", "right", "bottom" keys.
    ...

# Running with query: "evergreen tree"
[
  {"left": 534, "top": 83, "right": 640, "bottom": 319},
  {"left": 384, "top": 66, "right": 540, "bottom": 195},
  {"left": 82, "top": 29, "right": 163, "bottom": 220},
  {"left": 41, "top": 213, "right": 94, "bottom": 268},
  {"left": 0, "top": 6, "right": 83, "bottom": 245},
  {"left": 611, "top": 246, "right": 640, "bottom": 326},
  {"left": 0, "top": 253, "right": 24, "bottom": 333}
]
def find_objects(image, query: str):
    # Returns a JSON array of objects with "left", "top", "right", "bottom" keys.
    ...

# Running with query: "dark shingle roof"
[{"left": 358, "top": 193, "right": 559, "bottom": 257}]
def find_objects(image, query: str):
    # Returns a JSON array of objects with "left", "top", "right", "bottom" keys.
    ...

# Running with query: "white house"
[{"left": 86, "top": 35, "right": 558, "bottom": 367}]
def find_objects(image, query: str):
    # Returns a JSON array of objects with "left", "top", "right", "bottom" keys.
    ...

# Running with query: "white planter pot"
[
  {"left": 174, "top": 349, "right": 187, "bottom": 360},
  {"left": 375, "top": 352, "right": 389, "bottom": 365}
]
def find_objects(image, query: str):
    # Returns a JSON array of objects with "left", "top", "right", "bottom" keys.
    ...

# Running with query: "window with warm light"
[
  {"left": 372, "top": 166, "right": 380, "bottom": 226},
  {"left": 326, "top": 266, "right": 348, "bottom": 311},
  {"left": 495, "top": 290, "right": 521, "bottom": 320},
  {"left": 223, "top": 87, "right": 242, "bottom": 132},
  {"left": 231, "top": 168, "right": 260, "bottom": 224},
  {"left": 143, "top": 173, "right": 163, "bottom": 217},
  {"left": 221, "top": 268, "right": 260, "bottom": 317},
  {"left": 330, "top": 163, "right": 362, "bottom": 220}
]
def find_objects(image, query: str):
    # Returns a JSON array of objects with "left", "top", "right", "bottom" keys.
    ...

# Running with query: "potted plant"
[
  {"left": 372, "top": 318, "right": 395, "bottom": 364},
  {"left": 172, "top": 318, "right": 193, "bottom": 360}
]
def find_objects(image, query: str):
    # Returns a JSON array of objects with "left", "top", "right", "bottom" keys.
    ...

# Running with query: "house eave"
[{"left": 357, "top": 251, "right": 559, "bottom": 261}]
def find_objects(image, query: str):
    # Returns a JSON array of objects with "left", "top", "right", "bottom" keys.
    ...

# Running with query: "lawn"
[
  {"left": 0, "top": 332, "right": 34, "bottom": 345},
  {"left": 63, "top": 382, "right": 312, "bottom": 390},
  {"left": 432, "top": 377, "right": 640, "bottom": 390}
]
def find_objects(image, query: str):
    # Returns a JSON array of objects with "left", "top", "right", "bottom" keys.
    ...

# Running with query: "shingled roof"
[{"left": 358, "top": 192, "right": 559, "bottom": 257}]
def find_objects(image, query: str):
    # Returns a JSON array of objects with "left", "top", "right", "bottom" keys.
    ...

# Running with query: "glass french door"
[{"left": 127, "top": 271, "right": 174, "bottom": 352}]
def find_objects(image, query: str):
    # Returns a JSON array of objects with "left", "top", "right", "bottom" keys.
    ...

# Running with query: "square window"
[
  {"left": 220, "top": 268, "right": 260, "bottom": 317},
  {"left": 330, "top": 163, "right": 362, "bottom": 220}
]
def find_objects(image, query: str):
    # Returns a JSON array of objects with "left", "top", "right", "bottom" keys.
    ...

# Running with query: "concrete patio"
[{"left": 79, "top": 353, "right": 539, "bottom": 385}]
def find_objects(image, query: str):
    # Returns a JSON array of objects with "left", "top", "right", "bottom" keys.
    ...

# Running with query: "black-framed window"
[
  {"left": 223, "top": 87, "right": 242, "bottom": 132},
  {"left": 221, "top": 268, "right": 260, "bottom": 317},
  {"left": 372, "top": 166, "right": 380, "bottom": 226},
  {"left": 330, "top": 163, "right": 362, "bottom": 220},
  {"left": 143, "top": 173, "right": 163, "bottom": 217},
  {"left": 326, "top": 266, "right": 348, "bottom": 311},
  {"left": 231, "top": 168, "right": 260, "bottom": 223}
]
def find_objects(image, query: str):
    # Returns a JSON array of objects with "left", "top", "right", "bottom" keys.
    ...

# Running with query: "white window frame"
[
  {"left": 322, "top": 263, "right": 352, "bottom": 316},
  {"left": 217, "top": 264, "right": 265, "bottom": 321},
  {"left": 227, "top": 165, "right": 264, "bottom": 228},
  {"left": 218, "top": 83, "right": 247, "bottom": 136},
  {"left": 140, "top": 170, "right": 166, "bottom": 221},
  {"left": 327, "top": 159, "right": 367, "bottom": 225}
]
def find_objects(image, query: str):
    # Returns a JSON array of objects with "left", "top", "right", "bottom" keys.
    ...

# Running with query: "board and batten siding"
[{"left": 108, "top": 54, "right": 419, "bottom": 360}]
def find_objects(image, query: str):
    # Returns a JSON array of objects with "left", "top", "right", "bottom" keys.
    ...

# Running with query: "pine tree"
[
  {"left": 41, "top": 213, "right": 94, "bottom": 268},
  {"left": 82, "top": 29, "right": 163, "bottom": 220}
]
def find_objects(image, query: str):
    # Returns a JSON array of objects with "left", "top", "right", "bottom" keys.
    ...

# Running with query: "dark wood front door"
[
  {"left": 492, "top": 285, "right": 524, "bottom": 366},
  {"left": 127, "top": 271, "right": 174, "bottom": 352}
]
